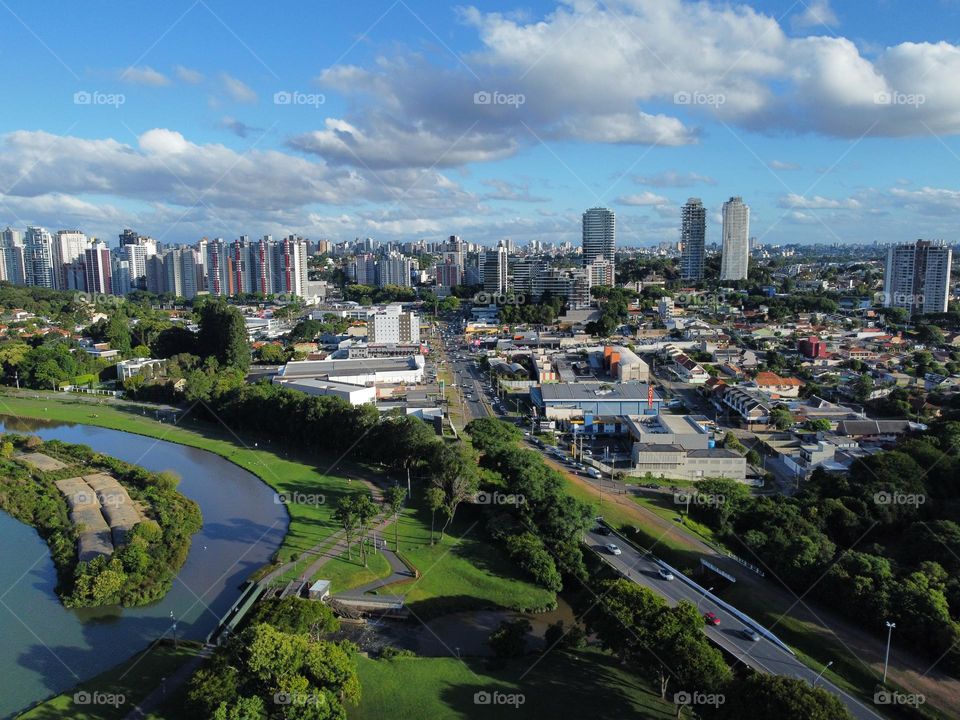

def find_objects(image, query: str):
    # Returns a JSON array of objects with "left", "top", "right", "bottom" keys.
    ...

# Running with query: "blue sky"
[{"left": 1, "top": 0, "right": 960, "bottom": 247}]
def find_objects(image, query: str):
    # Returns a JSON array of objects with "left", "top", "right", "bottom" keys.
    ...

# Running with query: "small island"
[{"left": 0, "top": 434, "right": 202, "bottom": 608}]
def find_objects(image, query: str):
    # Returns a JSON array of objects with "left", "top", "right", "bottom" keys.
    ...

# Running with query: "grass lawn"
[
  {"left": 20, "top": 642, "right": 200, "bottom": 720},
  {"left": 630, "top": 494, "right": 722, "bottom": 547},
  {"left": 378, "top": 496, "right": 556, "bottom": 617},
  {"left": 312, "top": 547, "right": 394, "bottom": 593},
  {"left": 352, "top": 648, "right": 675, "bottom": 720},
  {"left": 0, "top": 392, "right": 355, "bottom": 565}
]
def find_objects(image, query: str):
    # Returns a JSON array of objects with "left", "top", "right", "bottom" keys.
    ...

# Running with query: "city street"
[{"left": 583, "top": 527, "right": 884, "bottom": 720}]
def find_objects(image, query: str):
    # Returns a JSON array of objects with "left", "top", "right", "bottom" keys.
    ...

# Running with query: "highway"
[{"left": 583, "top": 527, "right": 884, "bottom": 720}]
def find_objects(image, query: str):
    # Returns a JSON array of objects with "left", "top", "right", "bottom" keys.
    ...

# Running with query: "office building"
[
  {"left": 883, "top": 239, "right": 952, "bottom": 315},
  {"left": 720, "top": 197, "right": 750, "bottom": 281},
  {"left": 582, "top": 207, "right": 615, "bottom": 282},
  {"left": 680, "top": 198, "right": 706, "bottom": 281}
]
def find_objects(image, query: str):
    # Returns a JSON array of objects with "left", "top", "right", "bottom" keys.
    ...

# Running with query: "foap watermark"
[
  {"left": 473, "top": 291, "right": 526, "bottom": 306},
  {"left": 74, "top": 691, "right": 126, "bottom": 708},
  {"left": 673, "top": 90, "right": 725, "bottom": 108},
  {"left": 674, "top": 491, "right": 725, "bottom": 508},
  {"left": 473, "top": 491, "right": 525, "bottom": 506},
  {"left": 73, "top": 90, "right": 125, "bottom": 108},
  {"left": 274, "top": 491, "right": 326, "bottom": 506},
  {"left": 473, "top": 689, "right": 525, "bottom": 708},
  {"left": 273, "top": 90, "right": 326, "bottom": 108},
  {"left": 473, "top": 90, "right": 525, "bottom": 108},
  {"left": 874, "top": 491, "right": 925, "bottom": 508},
  {"left": 873, "top": 291, "right": 924, "bottom": 307},
  {"left": 674, "top": 291, "right": 727, "bottom": 307},
  {"left": 874, "top": 690, "right": 925, "bottom": 708},
  {"left": 673, "top": 691, "right": 725, "bottom": 709},
  {"left": 874, "top": 91, "right": 925, "bottom": 108},
  {"left": 273, "top": 692, "right": 326, "bottom": 707},
  {"left": 74, "top": 290, "right": 123, "bottom": 309}
]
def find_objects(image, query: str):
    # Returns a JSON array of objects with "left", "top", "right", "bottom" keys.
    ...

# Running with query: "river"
[{"left": 0, "top": 417, "right": 288, "bottom": 719}]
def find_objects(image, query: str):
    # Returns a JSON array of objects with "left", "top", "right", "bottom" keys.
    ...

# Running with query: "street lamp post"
[
  {"left": 697, "top": 587, "right": 715, "bottom": 610},
  {"left": 813, "top": 660, "right": 833, "bottom": 687},
  {"left": 170, "top": 611, "right": 178, "bottom": 648},
  {"left": 883, "top": 621, "right": 896, "bottom": 683}
]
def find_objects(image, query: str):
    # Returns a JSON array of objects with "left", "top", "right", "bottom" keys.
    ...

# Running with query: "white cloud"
[
  {"left": 769, "top": 160, "right": 801, "bottom": 170},
  {"left": 119, "top": 66, "right": 170, "bottom": 86},
  {"left": 616, "top": 191, "right": 670, "bottom": 206},
  {"left": 779, "top": 193, "right": 861, "bottom": 209},
  {"left": 174, "top": 65, "right": 204, "bottom": 84},
  {"left": 791, "top": 0, "right": 839, "bottom": 30},
  {"left": 632, "top": 171, "right": 716, "bottom": 187},
  {"left": 220, "top": 73, "right": 257, "bottom": 103}
]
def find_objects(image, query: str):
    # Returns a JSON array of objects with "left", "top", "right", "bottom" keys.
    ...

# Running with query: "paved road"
[{"left": 583, "top": 528, "right": 884, "bottom": 720}]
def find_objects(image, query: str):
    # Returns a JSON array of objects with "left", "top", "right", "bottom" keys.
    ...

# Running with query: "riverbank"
[
  {"left": 0, "top": 390, "right": 356, "bottom": 565},
  {"left": 0, "top": 436, "right": 201, "bottom": 608}
]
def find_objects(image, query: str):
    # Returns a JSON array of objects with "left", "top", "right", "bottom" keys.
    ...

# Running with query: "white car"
[
  {"left": 657, "top": 567, "right": 675, "bottom": 581},
  {"left": 605, "top": 543, "right": 622, "bottom": 556}
]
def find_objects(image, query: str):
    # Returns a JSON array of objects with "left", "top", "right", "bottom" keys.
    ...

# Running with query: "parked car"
[
  {"left": 605, "top": 543, "right": 622, "bottom": 556},
  {"left": 703, "top": 612, "right": 720, "bottom": 626}
]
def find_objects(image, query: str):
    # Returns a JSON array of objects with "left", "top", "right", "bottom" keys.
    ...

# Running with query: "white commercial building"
[{"left": 368, "top": 305, "right": 420, "bottom": 344}]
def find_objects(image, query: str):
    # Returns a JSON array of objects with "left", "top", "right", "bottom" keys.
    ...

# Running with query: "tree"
[
  {"left": 854, "top": 374, "right": 874, "bottom": 403},
  {"left": 425, "top": 486, "right": 445, "bottom": 545},
  {"left": 718, "top": 674, "right": 853, "bottom": 720},
  {"left": 429, "top": 443, "right": 479, "bottom": 541},
  {"left": 197, "top": 300, "right": 250, "bottom": 372},
  {"left": 352, "top": 493, "right": 379, "bottom": 567},
  {"left": 334, "top": 496, "right": 361, "bottom": 561},
  {"left": 488, "top": 619, "right": 531, "bottom": 660},
  {"left": 383, "top": 485, "right": 406, "bottom": 552},
  {"left": 769, "top": 406, "right": 795, "bottom": 430},
  {"left": 151, "top": 326, "right": 198, "bottom": 358}
]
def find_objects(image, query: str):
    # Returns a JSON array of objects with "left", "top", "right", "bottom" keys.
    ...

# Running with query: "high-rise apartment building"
[
  {"left": 0, "top": 227, "right": 25, "bottom": 285},
  {"left": 720, "top": 197, "right": 750, "bottom": 281},
  {"left": 54, "top": 230, "right": 90, "bottom": 289},
  {"left": 582, "top": 207, "right": 615, "bottom": 282},
  {"left": 84, "top": 240, "right": 112, "bottom": 294},
  {"left": 378, "top": 252, "right": 414, "bottom": 287},
  {"left": 482, "top": 241, "right": 508, "bottom": 295},
  {"left": 883, "top": 239, "right": 953, "bottom": 315},
  {"left": 24, "top": 227, "right": 55, "bottom": 288},
  {"left": 680, "top": 198, "right": 706, "bottom": 281}
]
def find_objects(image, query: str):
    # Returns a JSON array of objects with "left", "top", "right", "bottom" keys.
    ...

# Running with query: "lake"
[{"left": 0, "top": 417, "right": 288, "bottom": 719}]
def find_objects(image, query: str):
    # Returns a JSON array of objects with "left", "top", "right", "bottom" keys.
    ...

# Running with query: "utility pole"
[{"left": 883, "top": 621, "right": 896, "bottom": 683}]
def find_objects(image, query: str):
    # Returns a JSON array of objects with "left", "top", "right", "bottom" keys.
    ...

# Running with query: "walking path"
[{"left": 122, "top": 645, "right": 213, "bottom": 720}]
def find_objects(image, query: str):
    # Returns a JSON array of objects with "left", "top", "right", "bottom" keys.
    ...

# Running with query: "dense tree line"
[
  {"left": 0, "top": 436, "right": 201, "bottom": 607},
  {"left": 186, "top": 597, "right": 359, "bottom": 719},
  {"left": 688, "top": 426, "right": 960, "bottom": 674},
  {"left": 466, "top": 418, "right": 593, "bottom": 593}
]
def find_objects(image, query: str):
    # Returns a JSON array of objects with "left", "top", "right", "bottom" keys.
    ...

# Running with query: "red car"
[{"left": 704, "top": 612, "right": 720, "bottom": 626}]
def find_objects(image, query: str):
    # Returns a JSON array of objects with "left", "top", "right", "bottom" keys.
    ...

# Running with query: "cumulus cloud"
[
  {"left": 791, "top": 0, "right": 839, "bottom": 30},
  {"left": 220, "top": 73, "right": 257, "bottom": 103},
  {"left": 616, "top": 191, "right": 670, "bottom": 206},
  {"left": 779, "top": 193, "right": 861, "bottom": 209},
  {"left": 296, "top": 0, "right": 960, "bottom": 171},
  {"left": 174, "top": 65, "right": 204, "bottom": 84},
  {"left": 480, "top": 179, "right": 548, "bottom": 202},
  {"left": 632, "top": 171, "right": 716, "bottom": 187},
  {"left": 119, "top": 66, "right": 170, "bottom": 86},
  {"left": 769, "top": 160, "right": 801, "bottom": 170},
  {"left": 218, "top": 116, "right": 263, "bottom": 138}
]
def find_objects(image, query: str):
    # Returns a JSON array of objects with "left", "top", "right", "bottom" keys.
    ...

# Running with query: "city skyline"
[{"left": 0, "top": 1, "right": 959, "bottom": 248}]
